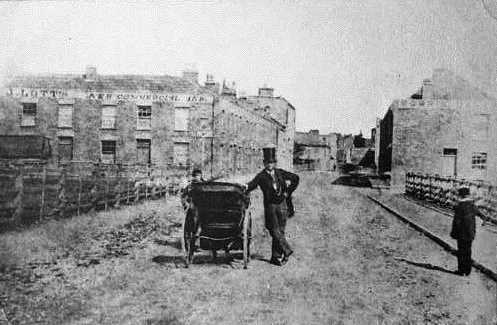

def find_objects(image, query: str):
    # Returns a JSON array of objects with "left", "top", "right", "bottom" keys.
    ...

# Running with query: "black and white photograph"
[{"left": 0, "top": 1, "right": 496, "bottom": 324}]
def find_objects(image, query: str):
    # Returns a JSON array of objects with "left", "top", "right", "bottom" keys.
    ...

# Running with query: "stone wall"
[{"left": 389, "top": 98, "right": 497, "bottom": 187}]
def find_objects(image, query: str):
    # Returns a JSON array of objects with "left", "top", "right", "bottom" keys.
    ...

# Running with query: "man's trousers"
[
  {"left": 264, "top": 200, "right": 292, "bottom": 259},
  {"left": 457, "top": 239, "right": 473, "bottom": 275}
]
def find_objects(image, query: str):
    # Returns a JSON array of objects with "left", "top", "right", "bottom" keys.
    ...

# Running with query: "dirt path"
[{"left": 1, "top": 172, "right": 496, "bottom": 324}]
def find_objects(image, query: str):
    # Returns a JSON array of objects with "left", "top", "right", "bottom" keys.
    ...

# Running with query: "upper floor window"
[
  {"left": 58, "top": 105, "right": 73, "bottom": 128},
  {"left": 101, "top": 106, "right": 116, "bottom": 129},
  {"left": 137, "top": 105, "right": 152, "bottom": 130},
  {"left": 174, "top": 108, "right": 189, "bottom": 131},
  {"left": 21, "top": 103, "right": 37, "bottom": 127},
  {"left": 471, "top": 152, "right": 487, "bottom": 169}
]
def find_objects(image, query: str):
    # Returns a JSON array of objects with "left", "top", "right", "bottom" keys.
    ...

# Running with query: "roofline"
[{"left": 295, "top": 142, "right": 330, "bottom": 148}]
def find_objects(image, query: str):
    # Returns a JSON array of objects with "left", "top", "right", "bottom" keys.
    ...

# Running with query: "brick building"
[
  {"left": 377, "top": 69, "right": 497, "bottom": 188},
  {"left": 0, "top": 67, "right": 295, "bottom": 177}
]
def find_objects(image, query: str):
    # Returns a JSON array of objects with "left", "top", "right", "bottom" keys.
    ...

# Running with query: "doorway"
[{"left": 441, "top": 148, "right": 457, "bottom": 177}]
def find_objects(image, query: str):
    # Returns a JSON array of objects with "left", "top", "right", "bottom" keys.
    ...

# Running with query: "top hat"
[
  {"left": 458, "top": 187, "right": 470, "bottom": 197},
  {"left": 263, "top": 147, "right": 277, "bottom": 163}
]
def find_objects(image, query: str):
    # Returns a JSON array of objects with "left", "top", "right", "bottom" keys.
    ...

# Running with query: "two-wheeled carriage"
[{"left": 182, "top": 182, "right": 252, "bottom": 269}]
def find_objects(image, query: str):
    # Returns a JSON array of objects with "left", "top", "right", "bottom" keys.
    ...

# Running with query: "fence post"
[
  {"left": 12, "top": 168, "right": 24, "bottom": 223},
  {"left": 134, "top": 175, "right": 140, "bottom": 203},
  {"left": 114, "top": 177, "right": 121, "bottom": 208},
  {"left": 104, "top": 175, "right": 109, "bottom": 211},
  {"left": 89, "top": 172, "right": 98, "bottom": 213},
  {"left": 126, "top": 177, "right": 131, "bottom": 204},
  {"left": 39, "top": 166, "right": 47, "bottom": 221},
  {"left": 57, "top": 169, "right": 67, "bottom": 218},
  {"left": 77, "top": 175, "right": 82, "bottom": 216}
]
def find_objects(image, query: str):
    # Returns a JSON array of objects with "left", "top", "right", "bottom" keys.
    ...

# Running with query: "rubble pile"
[{"left": 75, "top": 212, "right": 170, "bottom": 266}]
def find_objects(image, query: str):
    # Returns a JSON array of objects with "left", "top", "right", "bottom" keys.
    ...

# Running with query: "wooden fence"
[
  {"left": 405, "top": 172, "right": 497, "bottom": 224},
  {"left": 0, "top": 162, "right": 192, "bottom": 226}
]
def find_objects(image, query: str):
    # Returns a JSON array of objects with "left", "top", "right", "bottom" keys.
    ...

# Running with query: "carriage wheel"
[
  {"left": 242, "top": 210, "right": 252, "bottom": 269},
  {"left": 182, "top": 213, "right": 194, "bottom": 267}
]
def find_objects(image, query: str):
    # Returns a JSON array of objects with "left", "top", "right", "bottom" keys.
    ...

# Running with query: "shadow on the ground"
[
  {"left": 152, "top": 252, "right": 264, "bottom": 268},
  {"left": 152, "top": 255, "right": 185, "bottom": 266},
  {"left": 395, "top": 257, "right": 458, "bottom": 275},
  {"left": 332, "top": 175, "right": 372, "bottom": 187},
  {"left": 154, "top": 238, "right": 182, "bottom": 250}
]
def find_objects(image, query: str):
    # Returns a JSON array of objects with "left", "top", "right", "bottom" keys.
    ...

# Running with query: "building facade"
[
  {"left": 377, "top": 69, "right": 497, "bottom": 187},
  {"left": 0, "top": 67, "right": 296, "bottom": 177}
]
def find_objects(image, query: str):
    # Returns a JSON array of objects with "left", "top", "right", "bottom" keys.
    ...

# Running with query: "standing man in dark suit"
[
  {"left": 245, "top": 147, "right": 299, "bottom": 266},
  {"left": 450, "top": 187, "right": 483, "bottom": 276}
]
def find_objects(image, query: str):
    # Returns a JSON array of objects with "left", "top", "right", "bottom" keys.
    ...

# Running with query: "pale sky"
[{"left": 1, "top": 0, "right": 496, "bottom": 135}]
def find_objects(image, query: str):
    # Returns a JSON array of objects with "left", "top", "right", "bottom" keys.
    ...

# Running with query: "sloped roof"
[{"left": 6, "top": 74, "right": 208, "bottom": 94}]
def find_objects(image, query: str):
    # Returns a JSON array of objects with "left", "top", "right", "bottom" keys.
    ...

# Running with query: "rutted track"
[{"left": 1, "top": 173, "right": 495, "bottom": 324}]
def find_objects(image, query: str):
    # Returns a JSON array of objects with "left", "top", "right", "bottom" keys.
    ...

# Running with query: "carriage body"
[{"left": 183, "top": 182, "right": 252, "bottom": 268}]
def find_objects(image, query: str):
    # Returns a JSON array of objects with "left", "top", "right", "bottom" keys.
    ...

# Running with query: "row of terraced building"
[{"left": 0, "top": 67, "right": 295, "bottom": 178}]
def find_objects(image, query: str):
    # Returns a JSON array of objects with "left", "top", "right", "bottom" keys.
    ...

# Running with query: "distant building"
[
  {"left": 376, "top": 69, "right": 497, "bottom": 188},
  {"left": 294, "top": 130, "right": 333, "bottom": 171},
  {"left": 0, "top": 67, "right": 296, "bottom": 176}
]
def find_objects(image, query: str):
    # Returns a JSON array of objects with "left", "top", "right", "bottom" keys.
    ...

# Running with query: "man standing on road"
[
  {"left": 450, "top": 187, "right": 483, "bottom": 276},
  {"left": 245, "top": 147, "right": 299, "bottom": 266},
  {"left": 181, "top": 169, "right": 206, "bottom": 245}
]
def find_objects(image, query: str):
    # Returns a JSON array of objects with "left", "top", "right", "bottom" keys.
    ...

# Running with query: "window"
[
  {"left": 101, "top": 140, "right": 116, "bottom": 163},
  {"left": 174, "top": 108, "right": 189, "bottom": 131},
  {"left": 173, "top": 142, "right": 189, "bottom": 164},
  {"left": 471, "top": 152, "right": 487, "bottom": 169},
  {"left": 443, "top": 148, "right": 457, "bottom": 156},
  {"left": 101, "top": 106, "right": 116, "bottom": 129},
  {"left": 58, "top": 105, "right": 73, "bottom": 128},
  {"left": 137, "top": 105, "right": 151, "bottom": 130},
  {"left": 21, "top": 103, "right": 37, "bottom": 126},
  {"left": 58, "top": 137, "right": 73, "bottom": 162},
  {"left": 137, "top": 139, "right": 151, "bottom": 165}
]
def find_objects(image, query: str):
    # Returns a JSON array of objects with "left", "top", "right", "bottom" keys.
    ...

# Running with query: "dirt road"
[{"left": 1, "top": 172, "right": 495, "bottom": 324}]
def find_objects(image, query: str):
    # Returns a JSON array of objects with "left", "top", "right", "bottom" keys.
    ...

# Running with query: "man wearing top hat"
[
  {"left": 450, "top": 187, "right": 484, "bottom": 276},
  {"left": 245, "top": 147, "right": 299, "bottom": 266}
]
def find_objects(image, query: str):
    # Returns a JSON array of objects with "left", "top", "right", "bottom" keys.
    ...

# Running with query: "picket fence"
[
  {"left": 0, "top": 162, "right": 195, "bottom": 225},
  {"left": 405, "top": 172, "right": 497, "bottom": 224}
]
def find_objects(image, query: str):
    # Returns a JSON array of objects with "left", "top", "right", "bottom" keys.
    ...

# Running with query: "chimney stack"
[
  {"left": 422, "top": 78, "right": 433, "bottom": 99},
  {"left": 204, "top": 74, "right": 219, "bottom": 93},
  {"left": 258, "top": 84, "right": 274, "bottom": 97},
  {"left": 182, "top": 64, "right": 199, "bottom": 84},
  {"left": 84, "top": 66, "right": 97, "bottom": 81}
]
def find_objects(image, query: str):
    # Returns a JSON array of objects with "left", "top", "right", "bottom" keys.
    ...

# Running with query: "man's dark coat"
[
  {"left": 247, "top": 168, "right": 299, "bottom": 206},
  {"left": 450, "top": 198, "right": 481, "bottom": 275},
  {"left": 247, "top": 168, "right": 299, "bottom": 258},
  {"left": 450, "top": 198, "right": 478, "bottom": 242}
]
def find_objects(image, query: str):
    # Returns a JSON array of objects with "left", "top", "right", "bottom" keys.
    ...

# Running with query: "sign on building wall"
[{"left": 6, "top": 87, "right": 214, "bottom": 104}]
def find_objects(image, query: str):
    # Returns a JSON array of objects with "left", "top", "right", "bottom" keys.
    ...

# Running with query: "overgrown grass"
[{"left": 0, "top": 196, "right": 179, "bottom": 270}]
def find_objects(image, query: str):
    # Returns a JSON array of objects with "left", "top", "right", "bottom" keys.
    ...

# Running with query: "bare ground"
[{"left": 1, "top": 172, "right": 496, "bottom": 324}]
